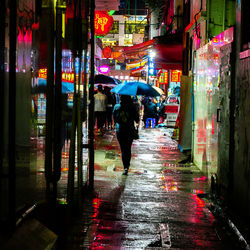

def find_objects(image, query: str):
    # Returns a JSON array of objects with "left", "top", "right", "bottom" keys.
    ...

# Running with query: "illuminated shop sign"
[
  {"left": 148, "top": 57, "right": 156, "bottom": 76},
  {"left": 99, "top": 65, "right": 110, "bottom": 74},
  {"left": 38, "top": 68, "right": 47, "bottom": 79},
  {"left": 171, "top": 70, "right": 182, "bottom": 82},
  {"left": 158, "top": 70, "right": 168, "bottom": 84},
  {"left": 95, "top": 11, "right": 114, "bottom": 36},
  {"left": 38, "top": 68, "right": 75, "bottom": 83}
]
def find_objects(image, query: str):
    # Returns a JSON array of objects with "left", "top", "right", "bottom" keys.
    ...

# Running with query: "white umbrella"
[{"left": 152, "top": 86, "right": 165, "bottom": 95}]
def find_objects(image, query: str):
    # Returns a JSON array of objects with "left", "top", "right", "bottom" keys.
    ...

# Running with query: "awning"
[
  {"left": 122, "top": 34, "right": 182, "bottom": 71},
  {"left": 123, "top": 39, "right": 155, "bottom": 55},
  {"left": 130, "top": 66, "right": 146, "bottom": 77},
  {"left": 153, "top": 33, "right": 183, "bottom": 70}
]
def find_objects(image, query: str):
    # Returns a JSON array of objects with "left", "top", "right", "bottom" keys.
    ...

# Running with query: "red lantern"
[
  {"left": 95, "top": 11, "right": 114, "bottom": 36},
  {"left": 103, "top": 46, "right": 112, "bottom": 58}
]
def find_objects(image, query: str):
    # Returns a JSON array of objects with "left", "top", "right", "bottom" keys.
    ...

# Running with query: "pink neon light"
[{"left": 99, "top": 65, "right": 110, "bottom": 74}]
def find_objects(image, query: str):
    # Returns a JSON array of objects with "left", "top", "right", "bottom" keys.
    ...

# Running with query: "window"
[
  {"left": 124, "top": 21, "right": 146, "bottom": 34},
  {"left": 109, "top": 21, "right": 119, "bottom": 34}
]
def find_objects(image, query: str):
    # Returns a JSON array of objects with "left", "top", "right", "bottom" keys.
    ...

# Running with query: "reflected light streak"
[
  {"left": 92, "top": 198, "right": 101, "bottom": 218},
  {"left": 194, "top": 176, "right": 207, "bottom": 182},
  {"left": 191, "top": 193, "right": 205, "bottom": 208}
]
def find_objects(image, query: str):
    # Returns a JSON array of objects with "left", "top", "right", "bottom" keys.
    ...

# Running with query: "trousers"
[{"left": 117, "top": 133, "right": 133, "bottom": 169}]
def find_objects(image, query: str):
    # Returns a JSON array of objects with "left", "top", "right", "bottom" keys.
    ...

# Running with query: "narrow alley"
[{"left": 60, "top": 127, "right": 236, "bottom": 249}]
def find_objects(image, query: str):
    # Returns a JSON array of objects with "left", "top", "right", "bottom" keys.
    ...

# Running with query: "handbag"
[{"left": 132, "top": 126, "right": 139, "bottom": 140}]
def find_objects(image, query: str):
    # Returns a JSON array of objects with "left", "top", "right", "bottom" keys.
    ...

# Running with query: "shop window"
[
  {"left": 109, "top": 21, "right": 119, "bottom": 34},
  {"left": 124, "top": 22, "right": 146, "bottom": 34}
]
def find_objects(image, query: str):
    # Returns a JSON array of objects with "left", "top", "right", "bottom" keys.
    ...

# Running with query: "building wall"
[
  {"left": 193, "top": 27, "right": 234, "bottom": 179},
  {"left": 233, "top": 54, "right": 250, "bottom": 218},
  {"left": 217, "top": 43, "right": 233, "bottom": 194}
]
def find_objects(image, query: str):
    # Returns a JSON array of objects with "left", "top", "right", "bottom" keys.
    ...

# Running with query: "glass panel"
[{"left": 193, "top": 27, "right": 234, "bottom": 177}]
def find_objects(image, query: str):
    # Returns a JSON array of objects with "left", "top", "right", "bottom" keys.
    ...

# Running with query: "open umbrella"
[
  {"left": 94, "top": 74, "right": 119, "bottom": 87},
  {"left": 152, "top": 86, "right": 165, "bottom": 96},
  {"left": 111, "top": 81, "right": 161, "bottom": 97}
]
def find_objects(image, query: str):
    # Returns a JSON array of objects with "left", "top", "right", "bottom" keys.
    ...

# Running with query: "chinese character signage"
[
  {"left": 38, "top": 68, "right": 74, "bottom": 83},
  {"left": 62, "top": 72, "right": 74, "bottom": 83},
  {"left": 148, "top": 57, "right": 156, "bottom": 76},
  {"left": 38, "top": 68, "right": 47, "bottom": 79},
  {"left": 171, "top": 70, "right": 182, "bottom": 82},
  {"left": 95, "top": 11, "right": 114, "bottom": 36},
  {"left": 158, "top": 70, "right": 168, "bottom": 85}
]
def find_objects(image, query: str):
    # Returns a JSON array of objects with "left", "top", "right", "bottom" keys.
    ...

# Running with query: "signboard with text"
[{"left": 171, "top": 70, "right": 182, "bottom": 82}]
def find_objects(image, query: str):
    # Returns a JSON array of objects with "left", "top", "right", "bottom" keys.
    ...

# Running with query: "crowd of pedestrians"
[
  {"left": 94, "top": 84, "right": 168, "bottom": 135},
  {"left": 93, "top": 85, "right": 169, "bottom": 175}
]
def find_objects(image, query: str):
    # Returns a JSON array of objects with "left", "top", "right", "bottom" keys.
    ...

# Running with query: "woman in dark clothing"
[
  {"left": 104, "top": 86, "right": 116, "bottom": 129},
  {"left": 113, "top": 95, "right": 139, "bottom": 175}
]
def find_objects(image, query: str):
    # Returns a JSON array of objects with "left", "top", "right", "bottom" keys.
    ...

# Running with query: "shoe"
[{"left": 122, "top": 168, "right": 128, "bottom": 175}]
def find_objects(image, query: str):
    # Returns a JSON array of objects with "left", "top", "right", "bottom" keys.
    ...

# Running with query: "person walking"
[
  {"left": 94, "top": 84, "right": 108, "bottom": 135},
  {"left": 104, "top": 86, "right": 116, "bottom": 130},
  {"left": 143, "top": 98, "right": 158, "bottom": 127},
  {"left": 113, "top": 95, "right": 139, "bottom": 175}
]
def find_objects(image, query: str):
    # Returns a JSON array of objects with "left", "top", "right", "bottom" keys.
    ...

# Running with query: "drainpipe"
[
  {"left": 8, "top": 0, "right": 17, "bottom": 231},
  {"left": 88, "top": 0, "right": 95, "bottom": 190}
]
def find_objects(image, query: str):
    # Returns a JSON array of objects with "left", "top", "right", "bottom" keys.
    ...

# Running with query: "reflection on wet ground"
[{"left": 56, "top": 127, "right": 235, "bottom": 249}]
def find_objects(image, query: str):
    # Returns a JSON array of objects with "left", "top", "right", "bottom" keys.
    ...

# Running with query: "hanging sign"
[
  {"left": 95, "top": 11, "right": 114, "bottom": 36},
  {"left": 159, "top": 70, "right": 168, "bottom": 84},
  {"left": 171, "top": 70, "right": 182, "bottom": 82},
  {"left": 148, "top": 56, "right": 156, "bottom": 76},
  {"left": 103, "top": 46, "right": 112, "bottom": 58}
]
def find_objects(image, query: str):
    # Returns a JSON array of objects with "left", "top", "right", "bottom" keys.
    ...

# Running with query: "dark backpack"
[{"left": 117, "top": 109, "right": 130, "bottom": 124}]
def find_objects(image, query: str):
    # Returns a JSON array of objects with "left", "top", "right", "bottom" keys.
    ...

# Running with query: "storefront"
[{"left": 193, "top": 27, "right": 234, "bottom": 176}]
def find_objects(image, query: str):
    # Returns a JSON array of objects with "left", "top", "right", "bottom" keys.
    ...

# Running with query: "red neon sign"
[
  {"left": 171, "top": 70, "right": 182, "bottom": 82},
  {"left": 38, "top": 68, "right": 47, "bottom": 79},
  {"left": 95, "top": 11, "right": 114, "bottom": 36},
  {"left": 159, "top": 71, "right": 168, "bottom": 85}
]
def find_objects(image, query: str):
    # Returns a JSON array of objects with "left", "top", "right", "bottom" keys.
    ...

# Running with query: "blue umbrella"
[{"left": 111, "top": 81, "right": 160, "bottom": 97}]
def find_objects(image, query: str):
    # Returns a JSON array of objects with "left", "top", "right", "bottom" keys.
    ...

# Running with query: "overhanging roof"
[{"left": 122, "top": 34, "right": 183, "bottom": 70}]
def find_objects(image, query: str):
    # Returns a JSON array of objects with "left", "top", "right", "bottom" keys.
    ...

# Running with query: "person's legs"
[
  {"left": 118, "top": 134, "right": 133, "bottom": 173},
  {"left": 96, "top": 112, "right": 103, "bottom": 134},
  {"left": 155, "top": 115, "right": 159, "bottom": 126},
  {"left": 99, "top": 111, "right": 106, "bottom": 132}
]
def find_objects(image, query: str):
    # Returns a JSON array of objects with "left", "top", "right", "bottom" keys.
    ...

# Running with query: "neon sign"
[
  {"left": 171, "top": 70, "right": 182, "bottom": 82},
  {"left": 95, "top": 11, "right": 114, "bottom": 36},
  {"left": 38, "top": 68, "right": 75, "bottom": 83},
  {"left": 62, "top": 72, "right": 74, "bottom": 82},
  {"left": 99, "top": 65, "right": 110, "bottom": 74},
  {"left": 38, "top": 68, "right": 47, "bottom": 79}
]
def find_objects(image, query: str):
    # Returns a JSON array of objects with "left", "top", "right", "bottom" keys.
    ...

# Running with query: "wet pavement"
[{"left": 61, "top": 127, "right": 237, "bottom": 249}]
